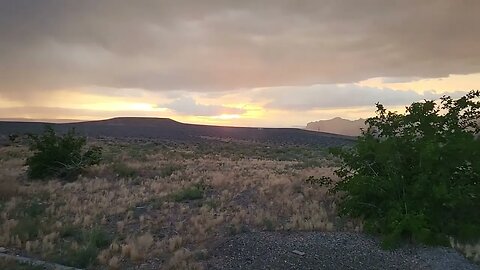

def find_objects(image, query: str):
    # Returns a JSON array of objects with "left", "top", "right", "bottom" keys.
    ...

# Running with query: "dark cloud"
[
  {"left": 0, "top": 106, "right": 166, "bottom": 119},
  {"left": 0, "top": 0, "right": 479, "bottom": 98}
]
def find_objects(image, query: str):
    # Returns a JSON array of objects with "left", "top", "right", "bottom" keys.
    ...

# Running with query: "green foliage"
[
  {"left": 12, "top": 199, "right": 49, "bottom": 241},
  {"left": 111, "top": 161, "right": 138, "bottom": 178},
  {"left": 54, "top": 244, "right": 99, "bottom": 268},
  {"left": 262, "top": 218, "right": 275, "bottom": 231},
  {"left": 226, "top": 224, "right": 250, "bottom": 235},
  {"left": 12, "top": 216, "right": 42, "bottom": 241},
  {"left": 60, "top": 225, "right": 84, "bottom": 241},
  {"left": 26, "top": 126, "right": 102, "bottom": 181},
  {"left": 330, "top": 90, "right": 480, "bottom": 247},
  {"left": 88, "top": 227, "right": 112, "bottom": 249},
  {"left": 193, "top": 249, "right": 210, "bottom": 261},
  {"left": 305, "top": 175, "right": 333, "bottom": 187},
  {"left": 55, "top": 227, "right": 112, "bottom": 268},
  {"left": 159, "top": 163, "right": 183, "bottom": 178},
  {"left": 172, "top": 184, "right": 205, "bottom": 202}
]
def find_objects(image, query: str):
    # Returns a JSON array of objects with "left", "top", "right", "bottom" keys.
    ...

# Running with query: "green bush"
[
  {"left": 330, "top": 90, "right": 480, "bottom": 247},
  {"left": 26, "top": 126, "right": 102, "bottom": 181},
  {"left": 54, "top": 243, "right": 99, "bottom": 269},
  {"left": 55, "top": 227, "right": 112, "bottom": 268},
  {"left": 88, "top": 227, "right": 112, "bottom": 249},
  {"left": 111, "top": 161, "right": 138, "bottom": 178},
  {"left": 159, "top": 163, "right": 183, "bottom": 178},
  {"left": 172, "top": 184, "right": 205, "bottom": 202},
  {"left": 12, "top": 199, "right": 49, "bottom": 241}
]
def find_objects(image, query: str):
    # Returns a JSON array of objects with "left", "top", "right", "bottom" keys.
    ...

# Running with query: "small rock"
[
  {"left": 292, "top": 250, "right": 305, "bottom": 256},
  {"left": 0, "top": 247, "right": 6, "bottom": 253}
]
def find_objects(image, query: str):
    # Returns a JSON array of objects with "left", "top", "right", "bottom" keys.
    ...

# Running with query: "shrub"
[
  {"left": 11, "top": 198, "right": 50, "bottom": 241},
  {"left": 56, "top": 244, "right": 99, "bottom": 268},
  {"left": 26, "top": 126, "right": 102, "bottom": 181},
  {"left": 60, "top": 225, "right": 84, "bottom": 241},
  {"left": 88, "top": 227, "right": 112, "bottom": 249},
  {"left": 172, "top": 184, "right": 205, "bottom": 202},
  {"left": 54, "top": 227, "right": 112, "bottom": 268},
  {"left": 262, "top": 218, "right": 275, "bottom": 231},
  {"left": 330, "top": 91, "right": 480, "bottom": 247},
  {"left": 226, "top": 224, "right": 249, "bottom": 235},
  {"left": 12, "top": 199, "right": 47, "bottom": 241},
  {"left": 111, "top": 161, "right": 138, "bottom": 178},
  {"left": 305, "top": 175, "right": 333, "bottom": 187},
  {"left": 159, "top": 163, "right": 183, "bottom": 178}
]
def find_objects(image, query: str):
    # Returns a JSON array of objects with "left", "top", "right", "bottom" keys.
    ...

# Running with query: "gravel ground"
[{"left": 206, "top": 232, "right": 479, "bottom": 270}]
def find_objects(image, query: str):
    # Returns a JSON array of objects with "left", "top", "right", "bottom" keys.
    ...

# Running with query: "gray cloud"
[
  {"left": 162, "top": 97, "right": 244, "bottom": 116},
  {"left": 258, "top": 85, "right": 467, "bottom": 110},
  {"left": 1, "top": 0, "right": 480, "bottom": 99},
  {"left": 0, "top": 106, "right": 166, "bottom": 120}
]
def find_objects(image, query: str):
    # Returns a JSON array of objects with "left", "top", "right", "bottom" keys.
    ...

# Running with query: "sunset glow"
[
  {"left": 1, "top": 3, "right": 479, "bottom": 269},
  {"left": 0, "top": 1, "right": 479, "bottom": 127},
  {"left": 212, "top": 114, "right": 242, "bottom": 120}
]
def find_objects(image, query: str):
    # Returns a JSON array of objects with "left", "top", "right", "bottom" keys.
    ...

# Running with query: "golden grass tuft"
[
  {"left": 108, "top": 256, "right": 121, "bottom": 269},
  {"left": 125, "top": 232, "right": 155, "bottom": 261}
]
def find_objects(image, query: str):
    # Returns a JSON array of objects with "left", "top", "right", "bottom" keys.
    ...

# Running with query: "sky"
[{"left": 0, "top": 0, "right": 479, "bottom": 127}]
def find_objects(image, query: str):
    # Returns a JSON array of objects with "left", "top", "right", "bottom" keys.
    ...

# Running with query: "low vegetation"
[
  {"left": 1, "top": 92, "right": 479, "bottom": 268},
  {"left": 330, "top": 91, "right": 480, "bottom": 250},
  {"left": 172, "top": 184, "right": 205, "bottom": 202},
  {"left": 0, "top": 136, "right": 346, "bottom": 269},
  {"left": 26, "top": 126, "right": 102, "bottom": 181}
]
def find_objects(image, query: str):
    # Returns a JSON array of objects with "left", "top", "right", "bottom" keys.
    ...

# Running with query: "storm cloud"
[
  {"left": 1, "top": 1, "right": 479, "bottom": 127},
  {"left": 256, "top": 85, "right": 466, "bottom": 110},
  {"left": 1, "top": 0, "right": 480, "bottom": 99}
]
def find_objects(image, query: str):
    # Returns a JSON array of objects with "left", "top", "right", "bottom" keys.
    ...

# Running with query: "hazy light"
[
  {"left": 75, "top": 102, "right": 164, "bottom": 112},
  {"left": 212, "top": 114, "right": 241, "bottom": 120},
  {"left": 357, "top": 73, "right": 480, "bottom": 93}
]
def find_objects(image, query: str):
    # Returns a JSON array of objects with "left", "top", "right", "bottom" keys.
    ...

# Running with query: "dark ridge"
[{"left": 0, "top": 117, "right": 355, "bottom": 146}]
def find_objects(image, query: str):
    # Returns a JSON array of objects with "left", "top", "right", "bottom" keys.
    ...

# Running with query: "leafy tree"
[
  {"left": 26, "top": 126, "right": 102, "bottom": 181},
  {"left": 330, "top": 90, "right": 480, "bottom": 247}
]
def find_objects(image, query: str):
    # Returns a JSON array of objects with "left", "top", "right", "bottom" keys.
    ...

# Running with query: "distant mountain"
[
  {"left": 306, "top": 117, "right": 366, "bottom": 136},
  {"left": 307, "top": 117, "right": 480, "bottom": 136},
  {"left": 0, "top": 117, "right": 355, "bottom": 147}
]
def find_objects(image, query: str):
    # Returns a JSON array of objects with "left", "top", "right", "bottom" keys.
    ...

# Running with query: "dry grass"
[
  {"left": 0, "top": 138, "right": 475, "bottom": 269},
  {"left": 0, "top": 174, "right": 19, "bottom": 201},
  {"left": 0, "top": 146, "right": 27, "bottom": 200}
]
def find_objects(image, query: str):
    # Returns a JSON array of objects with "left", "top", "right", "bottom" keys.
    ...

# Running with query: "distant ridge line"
[{"left": 0, "top": 117, "right": 355, "bottom": 147}]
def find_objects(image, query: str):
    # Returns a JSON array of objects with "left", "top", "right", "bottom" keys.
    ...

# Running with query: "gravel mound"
[{"left": 206, "top": 232, "right": 479, "bottom": 270}]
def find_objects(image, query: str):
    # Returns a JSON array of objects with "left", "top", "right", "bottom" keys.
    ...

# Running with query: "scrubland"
[{"left": 0, "top": 138, "right": 365, "bottom": 269}]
